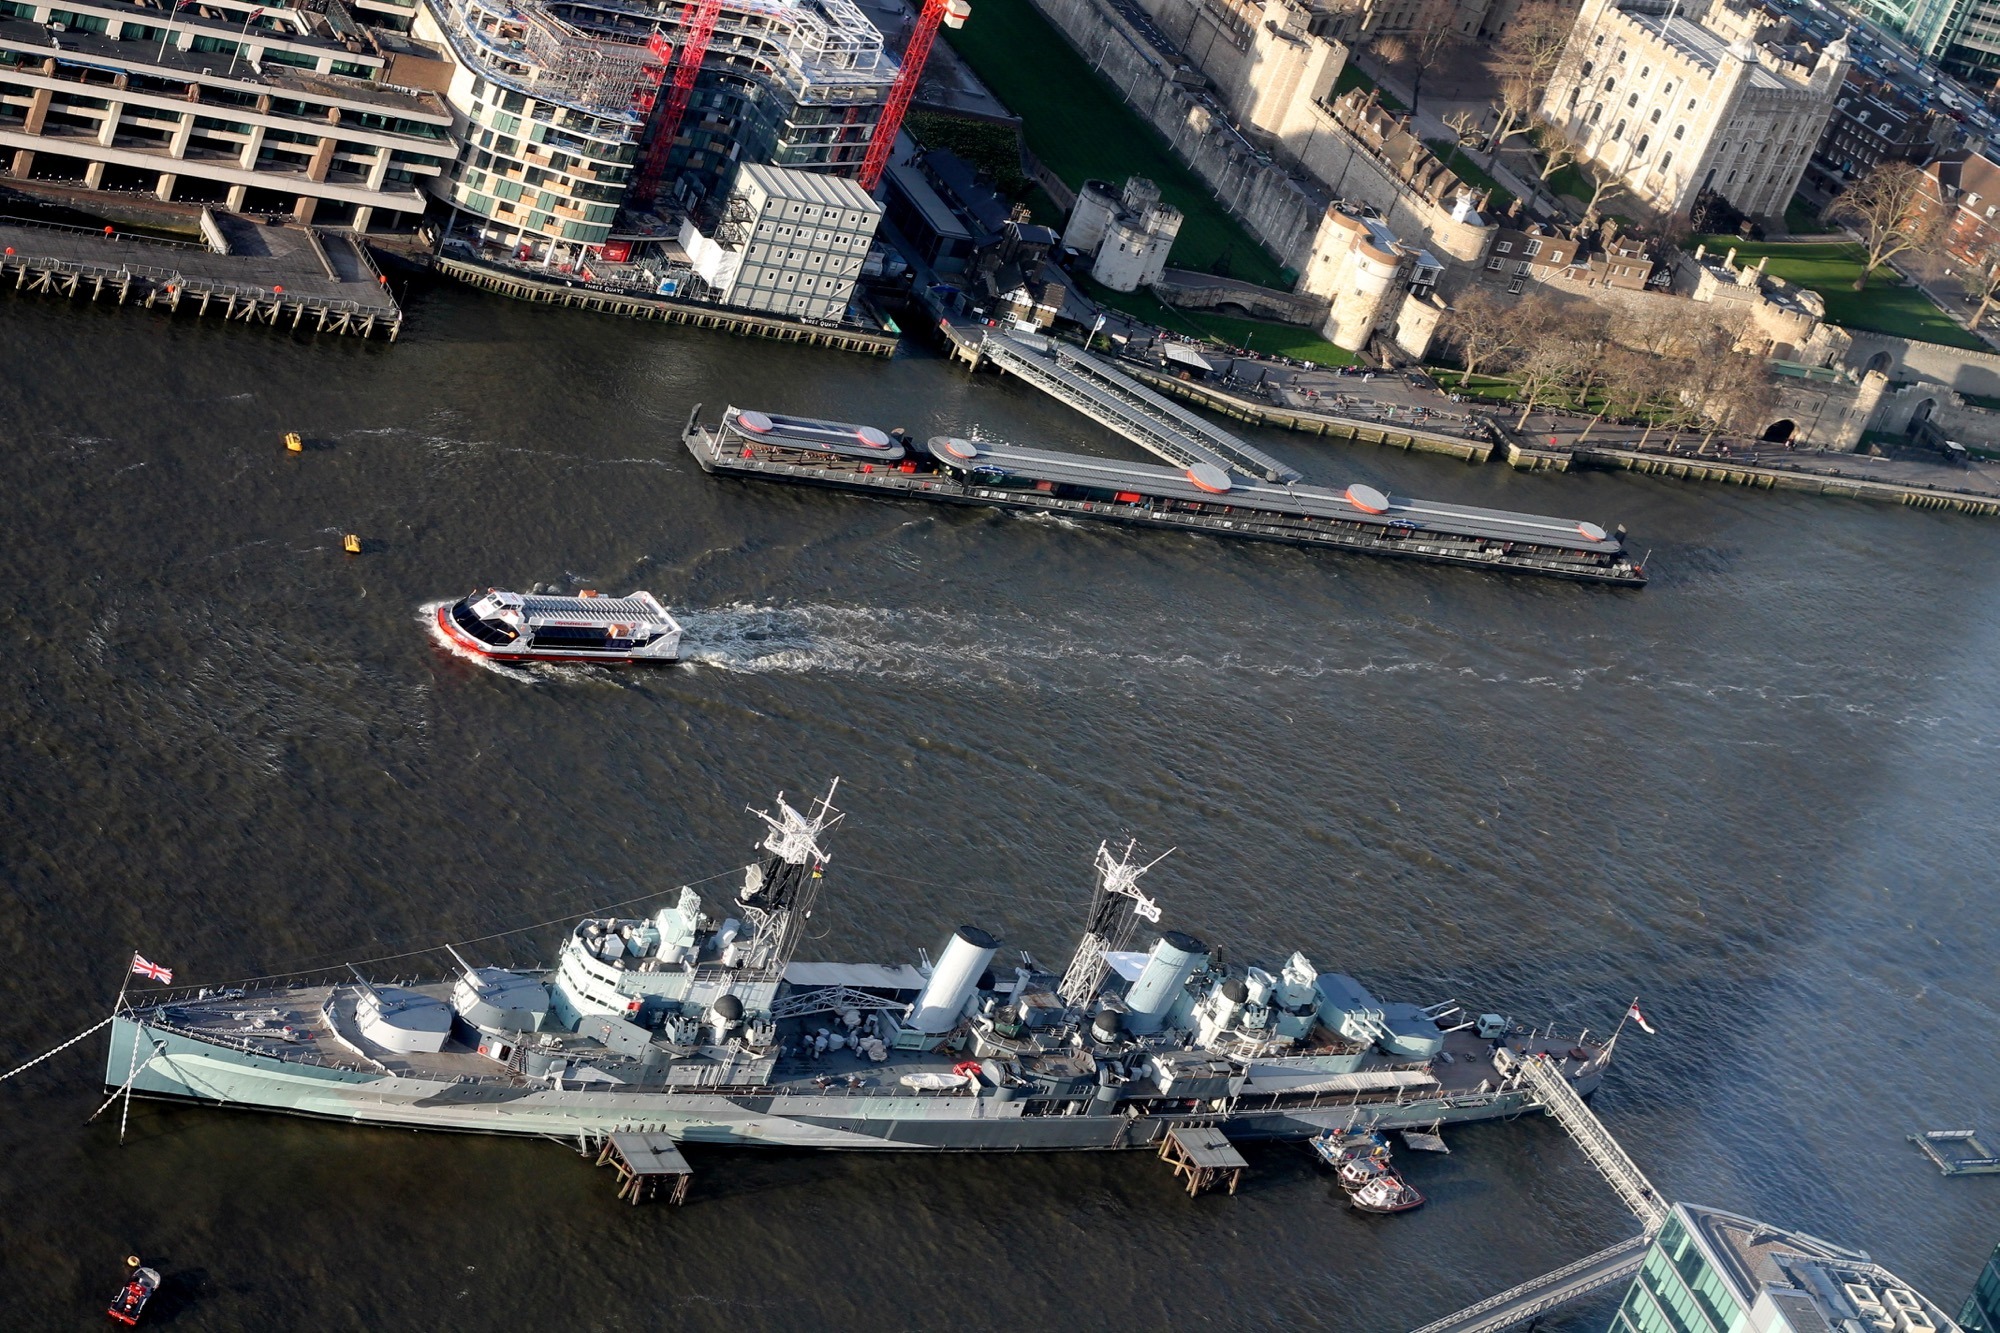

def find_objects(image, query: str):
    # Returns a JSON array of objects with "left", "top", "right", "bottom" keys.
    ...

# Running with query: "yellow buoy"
[
  {"left": 343, "top": 534, "right": 362, "bottom": 554},
  {"left": 284, "top": 432, "right": 303, "bottom": 452},
  {"left": 125, "top": 1255, "right": 141, "bottom": 1269}
]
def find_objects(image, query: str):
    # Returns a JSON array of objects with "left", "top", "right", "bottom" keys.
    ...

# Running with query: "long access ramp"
[
  {"left": 979, "top": 331, "right": 1302, "bottom": 483},
  {"left": 1405, "top": 1234, "right": 1651, "bottom": 1333}
]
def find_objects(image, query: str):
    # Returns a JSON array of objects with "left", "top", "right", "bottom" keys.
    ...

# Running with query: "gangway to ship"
[
  {"left": 1509, "top": 1051, "right": 1669, "bottom": 1230},
  {"left": 1404, "top": 1234, "right": 1652, "bottom": 1333},
  {"left": 976, "top": 331, "right": 1303, "bottom": 483}
]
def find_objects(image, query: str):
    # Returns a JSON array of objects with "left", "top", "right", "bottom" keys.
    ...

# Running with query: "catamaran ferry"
[{"left": 435, "top": 589, "right": 682, "bottom": 665}]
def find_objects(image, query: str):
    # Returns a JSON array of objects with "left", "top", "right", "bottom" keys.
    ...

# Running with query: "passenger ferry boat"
[
  {"left": 103, "top": 783, "right": 1620, "bottom": 1158},
  {"left": 435, "top": 589, "right": 682, "bottom": 665}
]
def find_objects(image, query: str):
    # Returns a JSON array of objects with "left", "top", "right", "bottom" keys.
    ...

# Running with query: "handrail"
[{"left": 1405, "top": 1233, "right": 1652, "bottom": 1333}]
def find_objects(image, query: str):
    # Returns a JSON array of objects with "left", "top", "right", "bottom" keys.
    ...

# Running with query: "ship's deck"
[{"left": 130, "top": 981, "right": 1604, "bottom": 1103}]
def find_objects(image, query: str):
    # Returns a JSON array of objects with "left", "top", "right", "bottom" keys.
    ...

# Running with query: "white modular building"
[{"left": 682, "top": 161, "right": 881, "bottom": 320}]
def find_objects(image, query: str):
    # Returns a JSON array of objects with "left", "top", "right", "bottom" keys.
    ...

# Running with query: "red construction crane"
[
  {"left": 631, "top": 31, "right": 673, "bottom": 122},
  {"left": 858, "top": 0, "right": 970, "bottom": 192},
  {"left": 635, "top": 0, "right": 723, "bottom": 208}
]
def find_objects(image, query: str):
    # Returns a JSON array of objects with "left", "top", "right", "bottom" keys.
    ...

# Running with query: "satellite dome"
[
  {"left": 711, "top": 994, "right": 744, "bottom": 1022},
  {"left": 1220, "top": 977, "right": 1250, "bottom": 1004}
]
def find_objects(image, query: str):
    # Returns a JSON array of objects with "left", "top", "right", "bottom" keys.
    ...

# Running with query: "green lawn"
[
  {"left": 1425, "top": 141, "right": 1514, "bottom": 215},
  {"left": 1333, "top": 62, "right": 1405, "bottom": 111},
  {"left": 1694, "top": 237, "right": 1986, "bottom": 349},
  {"left": 1083, "top": 279, "right": 1359, "bottom": 366},
  {"left": 1782, "top": 194, "right": 1822, "bottom": 235},
  {"left": 1543, "top": 160, "right": 1593, "bottom": 207},
  {"left": 941, "top": 0, "right": 1288, "bottom": 286}
]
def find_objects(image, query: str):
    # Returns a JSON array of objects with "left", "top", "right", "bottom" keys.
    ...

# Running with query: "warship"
[{"left": 104, "top": 783, "right": 1613, "bottom": 1151}]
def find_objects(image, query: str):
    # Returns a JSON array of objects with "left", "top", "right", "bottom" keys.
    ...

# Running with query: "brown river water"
[{"left": 0, "top": 283, "right": 1995, "bottom": 1330}]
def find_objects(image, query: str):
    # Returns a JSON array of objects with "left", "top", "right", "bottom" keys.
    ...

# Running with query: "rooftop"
[
  {"left": 1625, "top": 10, "right": 1791, "bottom": 90},
  {"left": 0, "top": 17, "right": 449, "bottom": 118},
  {"left": 734, "top": 160, "right": 880, "bottom": 213},
  {"left": 1677, "top": 1203, "right": 1966, "bottom": 1331}
]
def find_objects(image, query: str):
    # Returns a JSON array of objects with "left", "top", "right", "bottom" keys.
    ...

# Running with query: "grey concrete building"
[{"left": 0, "top": 0, "right": 454, "bottom": 228}]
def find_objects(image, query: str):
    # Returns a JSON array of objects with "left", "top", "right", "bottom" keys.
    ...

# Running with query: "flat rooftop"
[
  {"left": 0, "top": 17, "right": 450, "bottom": 119},
  {"left": 1626, "top": 12, "right": 1789, "bottom": 90}
]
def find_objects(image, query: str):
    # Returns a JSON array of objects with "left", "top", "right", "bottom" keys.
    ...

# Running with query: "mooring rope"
[{"left": 0, "top": 1015, "right": 114, "bottom": 1084}]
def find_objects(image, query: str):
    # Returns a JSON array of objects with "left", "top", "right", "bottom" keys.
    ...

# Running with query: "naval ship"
[{"left": 104, "top": 784, "right": 1613, "bottom": 1150}]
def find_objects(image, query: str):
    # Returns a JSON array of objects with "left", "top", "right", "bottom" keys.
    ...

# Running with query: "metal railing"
[
  {"left": 1405, "top": 1233, "right": 1652, "bottom": 1333},
  {"left": 1513, "top": 1053, "right": 1670, "bottom": 1229}
]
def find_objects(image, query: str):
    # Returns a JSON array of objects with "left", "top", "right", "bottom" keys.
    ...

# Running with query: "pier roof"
[{"left": 924, "top": 436, "right": 1625, "bottom": 554}]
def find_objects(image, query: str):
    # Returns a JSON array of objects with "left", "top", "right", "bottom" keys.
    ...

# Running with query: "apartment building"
[
  {"left": 679, "top": 160, "right": 879, "bottom": 320},
  {"left": 1914, "top": 146, "right": 2000, "bottom": 264},
  {"left": 1807, "top": 67, "right": 1959, "bottom": 193},
  {"left": 413, "top": 0, "right": 900, "bottom": 253},
  {"left": 0, "top": 0, "right": 453, "bottom": 228}
]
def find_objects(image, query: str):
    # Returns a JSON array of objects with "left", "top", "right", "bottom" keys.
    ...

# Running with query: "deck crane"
[
  {"left": 858, "top": 0, "right": 970, "bottom": 191},
  {"left": 634, "top": 0, "right": 723, "bottom": 208}
]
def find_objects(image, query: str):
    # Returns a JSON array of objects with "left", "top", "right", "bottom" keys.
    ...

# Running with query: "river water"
[{"left": 1, "top": 285, "right": 1995, "bottom": 1331}]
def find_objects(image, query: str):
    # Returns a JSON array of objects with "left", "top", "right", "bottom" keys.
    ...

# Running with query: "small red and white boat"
[
  {"left": 107, "top": 1265, "right": 159, "bottom": 1325},
  {"left": 435, "top": 589, "right": 682, "bottom": 665}
]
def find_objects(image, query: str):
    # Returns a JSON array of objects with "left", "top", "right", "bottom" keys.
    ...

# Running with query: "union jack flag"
[{"left": 131, "top": 954, "right": 173, "bottom": 983}]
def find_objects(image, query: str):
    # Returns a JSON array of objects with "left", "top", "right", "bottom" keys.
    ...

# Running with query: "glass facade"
[
  {"left": 1608, "top": 1216, "right": 1746, "bottom": 1333},
  {"left": 1964, "top": 1242, "right": 2000, "bottom": 1333}
]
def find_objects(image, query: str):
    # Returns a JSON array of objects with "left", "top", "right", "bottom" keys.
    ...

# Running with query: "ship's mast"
[
  {"left": 1057, "top": 840, "right": 1169, "bottom": 1007},
  {"left": 735, "top": 778, "right": 844, "bottom": 977}
]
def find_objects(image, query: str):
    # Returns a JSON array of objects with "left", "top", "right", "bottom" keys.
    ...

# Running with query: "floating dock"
[
  {"left": 683, "top": 406, "right": 1647, "bottom": 587},
  {"left": 1909, "top": 1129, "right": 2000, "bottom": 1175}
]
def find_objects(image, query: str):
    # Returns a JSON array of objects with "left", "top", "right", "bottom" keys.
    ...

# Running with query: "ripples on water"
[{"left": 0, "top": 290, "right": 1994, "bottom": 1331}]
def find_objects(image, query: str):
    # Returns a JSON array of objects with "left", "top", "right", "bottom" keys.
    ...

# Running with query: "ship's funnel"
[
  {"left": 909, "top": 926, "right": 999, "bottom": 1034},
  {"left": 1123, "top": 931, "right": 1208, "bottom": 1034}
]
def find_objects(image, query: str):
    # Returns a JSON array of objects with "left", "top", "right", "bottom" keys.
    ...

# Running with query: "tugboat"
[
  {"left": 434, "top": 588, "right": 682, "bottom": 665},
  {"left": 1350, "top": 1173, "right": 1425, "bottom": 1214},
  {"left": 106, "top": 1262, "right": 159, "bottom": 1325}
]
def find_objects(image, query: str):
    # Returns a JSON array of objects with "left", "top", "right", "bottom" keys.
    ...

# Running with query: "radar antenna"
[
  {"left": 1057, "top": 839, "right": 1169, "bottom": 1007},
  {"left": 734, "top": 779, "right": 844, "bottom": 977}
]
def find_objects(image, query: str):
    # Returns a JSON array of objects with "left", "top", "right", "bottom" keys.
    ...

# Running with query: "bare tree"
[
  {"left": 1531, "top": 118, "right": 1579, "bottom": 182},
  {"left": 1577, "top": 154, "right": 1631, "bottom": 231},
  {"left": 1444, "top": 287, "right": 1535, "bottom": 381},
  {"left": 1960, "top": 242, "right": 2000, "bottom": 330},
  {"left": 1828, "top": 161, "right": 1944, "bottom": 291},
  {"left": 1512, "top": 315, "right": 1594, "bottom": 428},
  {"left": 1487, "top": 1, "right": 1580, "bottom": 165},
  {"left": 1370, "top": 0, "right": 1468, "bottom": 120},
  {"left": 1443, "top": 108, "right": 1483, "bottom": 150}
]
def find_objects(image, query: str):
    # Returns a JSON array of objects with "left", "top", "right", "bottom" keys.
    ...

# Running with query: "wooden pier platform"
[
  {"left": 1159, "top": 1126, "right": 1247, "bottom": 1197},
  {"left": 434, "top": 255, "right": 898, "bottom": 357},
  {"left": 0, "top": 209, "right": 401, "bottom": 339},
  {"left": 596, "top": 1132, "right": 694, "bottom": 1205}
]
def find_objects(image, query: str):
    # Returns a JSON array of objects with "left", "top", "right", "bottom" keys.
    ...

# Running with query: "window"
[
  {"left": 1650, "top": 108, "right": 1662, "bottom": 123},
  {"left": 1612, "top": 119, "right": 1626, "bottom": 139},
  {"left": 1639, "top": 66, "right": 1649, "bottom": 77},
  {"left": 1636, "top": 134, "right": 1649, "bottom": 153},
  {"left": 1604, "top": 76, "right": 1617, "bottom": 91},
  {"left": 1673, "top": 124, "right": 1685, "bottom": 140},
  {"left": 1628, "top": 93, "right": 1638, "bottom": 107},
  {"left": 1525, "top": 239, "right": 1543, "bottom": 256},
  {"left": 1582, "top": 61, "right": 1594, "bottom": 77},
  {"left": 1496, "top": 241, "right": 1513, "bottom": 253},
  {"left": 1488, "top": 257, "right": 1505, "bottom": 270},
  {"left": 1687, "top": 98, "right": 1697, "bottom": 110},
  {"left": 1659, "top": 151, "right": 1672, "bottom": 171},
  {"left": 1663, "top": 81, "right": 1674, "bottom": 95}
]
